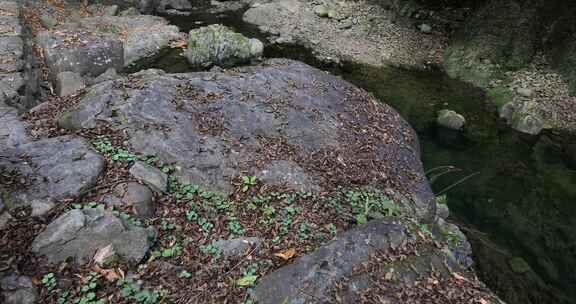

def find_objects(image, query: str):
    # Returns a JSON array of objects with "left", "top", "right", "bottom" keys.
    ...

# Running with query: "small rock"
[
  {"left": 213, "top": 237, "right": 261, "bottom": 258},
  {"left": 418, "top": 23, "right": 432, "bottom": 33},
  {"left": 31, "top": 208, "right": 154, "bottom": 264},
  {"left": 0, "top": 196, "right": 5, "bottom": 213},
  {"left": 114, "top": 182, "right": 155, "bottom": 218},
  {"left": 314, "top": 5, "right": 329, "bottom": 17},
  {"left": 437, "top": 109, "right": 466, "bottom": 130},
  {"left": 0, "top": 274, "right": 39, "bottom": 304},
  {"left": 129, "top": 161, "right": 168, "bottom": 193},
  {"left": 102, "top": 5, "right": 118, "bottom": 16},
  {"left": 517, "top": 87, "right": 534, "bottom": 98},
  {"left": 39, "top": 14, "right": 58, "bottom": 29},
  {"left": 56, "top": 71, "right": 85, "bottom": 97}
]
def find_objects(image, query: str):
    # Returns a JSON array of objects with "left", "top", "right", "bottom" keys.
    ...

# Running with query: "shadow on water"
[{"left": 149, "top": 4, "right": 576, "bottom": 304}]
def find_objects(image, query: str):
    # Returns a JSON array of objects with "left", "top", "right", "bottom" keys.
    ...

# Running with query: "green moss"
[
  {"left": 487, "top": 86, "right": 513, "bottom": 109},
  {"left": 509, "top": 257, "right": 532, "bottom": 274}
]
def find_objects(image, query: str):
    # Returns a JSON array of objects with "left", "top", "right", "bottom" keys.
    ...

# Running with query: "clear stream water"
[{"left": 143, "top": 5, "right": 576, "bottom": 303}]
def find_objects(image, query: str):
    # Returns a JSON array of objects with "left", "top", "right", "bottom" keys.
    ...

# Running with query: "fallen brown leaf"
[
  {"left": 274, "top": 247, "right": 297, "bottom": 260},
  {"left": 92, "top": 264, "right": 120, "bottom": 282}
]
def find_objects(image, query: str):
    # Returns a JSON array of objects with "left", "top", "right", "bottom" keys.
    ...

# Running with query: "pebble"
[{"left": 418, "top": 23, "right": 432, "bottom": 33}]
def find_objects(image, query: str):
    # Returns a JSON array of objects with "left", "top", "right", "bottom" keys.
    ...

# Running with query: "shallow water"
[{"left": 154, "top": 5, "right": 576, "bottom": 303}]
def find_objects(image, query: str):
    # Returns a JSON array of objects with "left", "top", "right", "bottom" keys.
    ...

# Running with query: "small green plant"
[
  {"left": 159, "top": 244, "right": 182, "bottom": 258},
  {"left": 419, "top": 223, "right": 432, "bottom": 236},
  {"left": 93, "top": 137, "right": 139, "bottom": 162},
  {"left": 73, "top": 272, "right": 105, "bottom": 304},
  {"left": 160, "top": 219, "right": 176, "bottom": 231},
  {"left": 196, "top": 217, "right": 214, "bottom": 233},
  {"left": 298, "top": 221, "right": 311, "bottom": 240},
  {"left": 58, "top": 289, "right": 70, "bottom": 304},
  {"left": 325, "top": 223, "right": 337, "bottom": 239},
  {"left": 227, "top": 214, "right": 245, "bottom": 236},
  {"left": 42, "top": 272, "right": 57, "bottom": 292},
  {"left": 118, "top": 277, "right": 161, "bottom": 304},
  {"left": 112, "top": 209, "right": 142, "bottom": 226},
  {"left": 436, "top": 194, "right": 447, "bottom": 205},
  {"left": 241, "top": 175, "right": 257, "bottom": 192},
  {"left": 346, "top": 190, "right": 401, "bottom": 225},
  {"left": 179, "top": 270, "right": 193, "bottom": 279},
  {"left": 199, "top": 243, "right": 221, "bottom": 257},
  {"left": 159, "top": 163, "right": 175, "bottom": 174},
  {"left": 236, "top": 263, "right": 259, "bottom": 287}
]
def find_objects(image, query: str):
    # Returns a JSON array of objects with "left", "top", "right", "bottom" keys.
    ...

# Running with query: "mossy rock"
[{"left": 509, "top": 257, "right": 532, "bottom": 274}]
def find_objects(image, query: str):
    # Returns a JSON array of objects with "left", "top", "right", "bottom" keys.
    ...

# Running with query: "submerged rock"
[
  {"left": 437, "top": 109, "right": 466, "bottom": 130},
  {"left": 31, "top": 208, "right": 154, "bottom": 264},
  {"left": 184, "top": 24, "right": 263, "bottom": 68}
]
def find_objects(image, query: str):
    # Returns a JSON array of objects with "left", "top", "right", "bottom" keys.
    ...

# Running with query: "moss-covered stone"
[{"left": 185, "top": 24, "right": 263, "bottom": 68}]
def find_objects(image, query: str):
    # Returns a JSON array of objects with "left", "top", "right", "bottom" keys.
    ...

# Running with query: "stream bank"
[{"left": 154, "top": 1, "right": 576, "bottom": 303}]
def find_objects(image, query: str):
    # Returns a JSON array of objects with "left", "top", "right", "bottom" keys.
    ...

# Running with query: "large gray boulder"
[
  {"left": 1, "top": 136, "right": 104, "bottom": 216},
  {"left": 37, "top": 30, "right": 124, "bottom": 80},
  {"left": 57, "top": 59, "right": 434, "bottom": 218},
  {"left": 252, "top": 218, "right": 499, "bottom": 303},
  {"left": 31, "top": 208, "right": 154, "bottom": 264},
  {"left": 184, "top": 24, "right": 263, "bottom": 68},
  {"left": 252, "top": 219, "right": 407, "bottom": 303}
]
